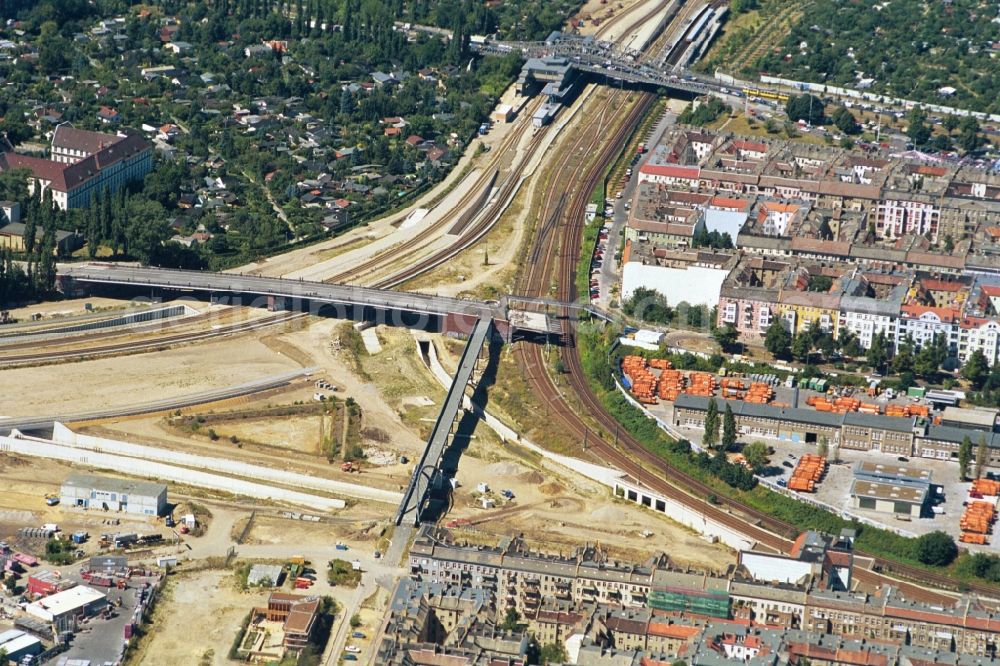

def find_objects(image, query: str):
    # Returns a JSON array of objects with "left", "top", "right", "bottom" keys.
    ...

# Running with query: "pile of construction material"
[
  {"left": 622, "top": 356, "right": 659, "bottom": 405},
  {"left": 687, "top": 371, "right": 716, "bottom": 397},
  {"left": 803, "top": 395, "right": 929, "bottom": 417},
  {"left": 960, "top": 497, "right": 996, "bottom": 545},
  {"left": 884, "top": 403, "right": 929, "bottom": 418},
  {"left": 788, "top": 454, "right": 827, "bottom": 493}
]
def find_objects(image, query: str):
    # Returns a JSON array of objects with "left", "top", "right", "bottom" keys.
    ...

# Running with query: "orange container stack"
[
  {"left": 744, "top": 382, "right": 774, "bottom": 404},
  {"left": 658, "top": 368, "right": 685, "bottom": 401},
  {"left": 905, "top": 404, "right": 929, "bottom": 417},
  {"left": 857, "top": 402, "right": 881, "bottom": 414},
  {"left": 960, "top": 532, "right": 989, "bottom": 545},
  {"left": 971, "top": 479, "right": 1000, "bottom": 497},
  {"left": 960, "top": 501, "right": 996, "bottom": 535},
  {"left": 787, "top": 454, "right": 827, "bottom": 493},
  {"left": 832, "top": 397, "right": 861, "bottom": 413},
  {"left": 649, "top": 358, "right": 672, "bottom": 371},
  {"left": 622, "top": 356, "right": 659, "bottom": 405},
  {"left": 685, "top": 372, "right": 717, "bottom": 397},
  {"left": 884, "top": 404, "right": 908, "bottom": 418}
]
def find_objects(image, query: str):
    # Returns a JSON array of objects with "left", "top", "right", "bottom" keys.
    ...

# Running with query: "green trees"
[
  {"left": 976, "top": 436, "right": 988, "bottom": 479},
  {"left": 963, "top": 349, "right": 990, "bottom": 389},
  {"left": 538, "top": 642, "right": 568, "bottom": 665},
  {"left": 678, "top": 97, "right": 730, "bottom": 126},
  {"left": 915, "top": 531, "right": 958, "bottom": 567},
  {"left": 703, "top": 398, "right": 720, "bottom": 449},
  {"left": 957, "top": 116, "right": 984, "bottom": 153},
  {"left": 831, "top": 106, "right": 859, "bottom": 134},
  {"left": 622, "top": 287, "right": 672, "bottom": 325},
  {"left": 501, "top": 607, "right": 520, "bottom": 632},
  {"left": 742, "top": 441, "right": 769, "bottom": 471},
  {"left": 785, "top": 94, "right": 824, "bottom": 125},
  {"left": 866, "top": 331, "right": 890, "bottom": 374},
  {"left": 791, "top": 332, "right": 811, "bottom": 363},
  {"left": 906, "top": 107, "right": 932, "bottom": 147},
  {"left": 712, "top": 324, "right": 739, "bottom": 353},
  {"left": 722, "top": 403, "right": 737, "bottom": 451},
  {"left": 959, "top": 436, "right": 973, "bottom": 481},
  {"left": 764, "top": 320, "right": 792, "bottom": 359}
]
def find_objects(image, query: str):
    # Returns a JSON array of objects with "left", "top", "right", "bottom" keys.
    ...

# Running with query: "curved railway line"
[
  {"left": 322, "top": 98, "right": 545, "bottom": 286},
  {"left": 509, "top": 87, "right": 999, "bottom": 605},
  {"left": 0, "top": 311, "right": 307, "bottom": 366}
]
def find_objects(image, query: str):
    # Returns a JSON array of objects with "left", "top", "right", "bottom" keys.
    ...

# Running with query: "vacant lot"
[
  {"left": 0, "top": 334, "right": 300, "bottom": 417},
  {"left": 134, "top": 569, "right": 269, "bottom": 666}
]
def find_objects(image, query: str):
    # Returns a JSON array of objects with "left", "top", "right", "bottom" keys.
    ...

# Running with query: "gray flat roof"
[
  {"left": 942, "top": 406, "right": 998, "bottom": 429},
  {"left": 853, "top": 460, "right": 931, "bottom": 483},
  {"left": 62, "top": 473, "right": 166, "bottom": 498},
  {"left": 921, "top": 424, "right": 1000, "bottom": 449},
  {"left": 851, "top": 478, "right": 929, "bottom": 505},
  {"left": 674, "top": 394, "right": 920, "bottom": 433}
]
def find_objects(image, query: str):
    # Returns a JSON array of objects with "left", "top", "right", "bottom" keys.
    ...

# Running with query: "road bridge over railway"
[
  {"left": 56, "top": 265, "right": 561, "bottom": 526},
  {"left": 57, "top": 264, "right": 559, "bottom": 339},
  {"left": 472, "top": 36, "right": 713, "bottom": 96}
]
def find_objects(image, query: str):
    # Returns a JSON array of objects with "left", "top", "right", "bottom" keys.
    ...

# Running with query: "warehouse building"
[
  {"left": 850, "top": 462, "right": 932, "bottom": 517},
  {"left": 60, "top": 473, "right": 167, "bottom": 517},
  {"left": 0, "top": 629, "right": 42, "bottom": 663},
  {"left": 26, "top": 585, "right": 107, "bottom": 632},
  {"left": 672, "top": 394, "right": 950, "bottom": 458}
]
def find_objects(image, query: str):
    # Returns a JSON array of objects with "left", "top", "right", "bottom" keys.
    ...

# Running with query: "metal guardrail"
[{"left": 0, "top": 304, "right": 191, "bottom": 343}]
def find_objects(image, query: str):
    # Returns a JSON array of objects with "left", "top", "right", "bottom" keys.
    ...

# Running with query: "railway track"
[
  {"left": 322, "top": 98, "right": 545, "bottom": 286},
  {"left": 508, "top": 73, "right": 999, "bottom": 605},
  {"left": 0, "top": 311, "right": 307, "bottom": 366}
]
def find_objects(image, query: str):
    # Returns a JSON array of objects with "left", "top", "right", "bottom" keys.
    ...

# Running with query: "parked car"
[{"left": 346, "top": 646, "right": 361, "bottom": 653}]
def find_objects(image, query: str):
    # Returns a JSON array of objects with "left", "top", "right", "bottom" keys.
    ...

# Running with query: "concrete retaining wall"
[
  {"left": 50, "top": 423, "right": 401, "bottom": 505},
  {"left": 0, "top": 432, "right": 346, "bottom": 511}
]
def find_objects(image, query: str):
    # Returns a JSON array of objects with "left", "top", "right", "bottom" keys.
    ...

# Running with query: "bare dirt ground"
[
  {"left": 0, "top": 456, "right": 169, "bottom": 558},
  {"left": 0, "top": 331, "right": 300, "bottom": 418},
  {"left": 204, "top": 415, "right": 326, "bottom": 455},
  {"left": 133, "top": 569, "right": 269, "bottom": 666},
  {"left": 4, "top": 296, "right": 152, "bottom": 321},
  {"left": 444, "top": 431, "right": 735, "bottom": 569}
]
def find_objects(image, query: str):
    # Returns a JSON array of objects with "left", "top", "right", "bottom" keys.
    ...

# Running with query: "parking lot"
[
  {"left": 648, "top": 381, "right": 998, "bottom": 550},
  {"left": 57, "top": 570, "right": 161, "bottom": 665}
]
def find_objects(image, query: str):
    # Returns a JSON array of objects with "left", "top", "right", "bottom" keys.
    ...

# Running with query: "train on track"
[{"left": 742, "top": 86, "right": 791, "bottom": 103}]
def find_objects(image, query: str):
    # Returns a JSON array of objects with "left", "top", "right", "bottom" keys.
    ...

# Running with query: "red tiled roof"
[
  {"left": 640, "top": 164, "right": 700, "bottom": 179},
  {"left": 53, "top": 125, "right": 123, "bottom": 155},
  {"left": 732, "top": 139, "right": 768, "bottom": 153},
  {"left": 920, "top": 278, "right": 964, "bottom": 292},
  {"left": 710, "top": 195, "right": 751, "bottom": 211},
  {"left": 900, "top": 304, "right": 960, "bottom": 323},
  {"left": 0, "top": 131, "right": 149, "bottom": 194},
  {"left": 646, "top": 621, "right": 699, "bottom": 639}
]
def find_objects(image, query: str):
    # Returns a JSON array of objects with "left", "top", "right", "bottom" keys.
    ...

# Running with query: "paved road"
[{"left": 596, "top": 107, "right": 677, "bottom": 308}]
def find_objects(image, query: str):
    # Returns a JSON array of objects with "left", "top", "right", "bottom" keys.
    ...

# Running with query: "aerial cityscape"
[{"left": 3, "top": 1, "right": 1000, "bottom": 665}]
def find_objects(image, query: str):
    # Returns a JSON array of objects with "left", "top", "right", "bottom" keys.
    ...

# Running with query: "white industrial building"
[
  {"left": 26, "top": 586, "right": 107, "bottom": 632},
  {"left": 621, "top": 262, "right": 729, "bottom": 307},
  {"left": 60, "top": 473, "right": 167, "bottom": 517}
]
